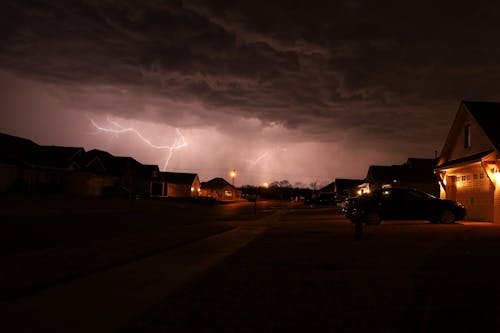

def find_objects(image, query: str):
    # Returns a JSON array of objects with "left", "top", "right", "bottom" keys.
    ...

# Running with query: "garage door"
[{"left": 455, "top": 167, "right": 494, "bottom": 221}]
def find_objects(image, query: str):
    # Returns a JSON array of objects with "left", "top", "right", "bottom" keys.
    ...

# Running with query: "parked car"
[
  {"left": 344, "top": 188, "right": 466, "bottom": 225},
  {"left": 304, "top": 193, "right": 338, "bottom": 207}
]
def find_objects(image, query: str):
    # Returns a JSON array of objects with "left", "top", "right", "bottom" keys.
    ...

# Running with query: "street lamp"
[{"left": 230, "top": 169, "right": 237, "bottom": 187}]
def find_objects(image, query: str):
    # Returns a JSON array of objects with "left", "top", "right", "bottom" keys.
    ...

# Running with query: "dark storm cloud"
[{"left": 2, "top": 0, "right": 500, "bottom": 183}]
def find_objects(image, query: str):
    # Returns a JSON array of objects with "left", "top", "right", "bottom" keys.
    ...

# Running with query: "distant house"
[
  {"left": 334, "top": 178, "right": 365, "bottom": 198},
  {"left": 201, "top": 177, "right": 242, "bottom": 201},
  {"left": 82, "top": 150, "right": 159, "bottom": 198},
  {"left": 435, "top": 101, "right": 500, "bottom": 222},
  {"left": 319, "top": 182, "right": 335, "bottom": 194},
  {"left": 151, "top": 171, "right": 201, "bottom": 198},
  {"left": 0, "top": 133, "right": 84, "bottom": 193},
  {"left": 362, "top": 158, "right": 439, "bottom": 196}
]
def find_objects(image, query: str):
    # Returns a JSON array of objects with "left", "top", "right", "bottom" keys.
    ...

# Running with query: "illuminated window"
[
  {"left": 466, "top": 175, "right": 471, "bottom": 180},
  {"left": 464, "top": 124, "right": 471, "bottom": 148}
]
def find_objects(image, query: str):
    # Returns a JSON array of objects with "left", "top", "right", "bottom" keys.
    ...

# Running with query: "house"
[
  {"left": 151, "top": 171, "right": 201, "bottom": 198},
  {"left": 334, "top": 178, "right": 365, "bottom": 198},
  {"left": 82, "top": 150, "right": 159, "bottom": 198},
  {"left": 361, "top": 158, "right": 439, "bottom": 196},
  {"left": 200, "top": 177, "right": 242, "bottom": 201},
  {"left": 0, "top": 132, "right": 84, "bottom": 193},
  {"left": 435, "top": 101, "right": 500, "bottom": 222}
]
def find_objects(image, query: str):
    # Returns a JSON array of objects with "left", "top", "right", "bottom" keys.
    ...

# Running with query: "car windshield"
[{"left": 376, "top": 188, "right": 437, "bottom": 200}]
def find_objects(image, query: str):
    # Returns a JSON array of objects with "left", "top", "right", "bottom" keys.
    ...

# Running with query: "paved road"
[{"left": 2, "top": 200, "right": 500, "bottom": 332}]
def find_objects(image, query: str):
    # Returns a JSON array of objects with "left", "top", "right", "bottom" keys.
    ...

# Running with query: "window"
[
  {"left": 464, "top": 124, "right": 471, "bottom": 148},
  {"left": 480, "top": 173, "right": 484, "bottom": 179},
  {"left": 462, "top": 176, "right": 466, "bottom": 181},
  {"left": 474, "top": 174, "right": 478, "bottom": 180}
]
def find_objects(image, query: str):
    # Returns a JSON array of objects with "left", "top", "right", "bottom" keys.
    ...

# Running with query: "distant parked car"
[
  {"left": 304, "top": 193, "right": 337, "bottom": 207},
  {"left": 344, "top": 188, "right": 466, "bottom": 225}
]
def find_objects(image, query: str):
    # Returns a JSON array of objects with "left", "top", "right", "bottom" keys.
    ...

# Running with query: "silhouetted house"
[
  {"left": 0, "top": 133, "right": 84, "bottom": 193},
  {"left": 435, "top": 101, "right": 500, "bottom": 222},
  {"left": 334, "top": 178, "right": 365, "bottom": 198},
  {"left": 200, "top": 177, "right": 242, "bottom": 200},
  {"left": 319, "top": 182, "right": 335, "bottom": 193},
  {"left": 82, "top": 150, "right": 158, "bottom": 197},
  {"left": 361, "top": 158, "right": 439, "bottom": 196},
  {"left": 151, "top": 171, "right": 201, "bottom": 198}
]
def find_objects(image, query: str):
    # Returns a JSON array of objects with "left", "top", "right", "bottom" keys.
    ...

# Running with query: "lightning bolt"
[
  {"left": 89, "top": 117, "right": 187, "bottom": 170},
  {"left": 248, "top": 151, "right": 270, "bottom": 166}
]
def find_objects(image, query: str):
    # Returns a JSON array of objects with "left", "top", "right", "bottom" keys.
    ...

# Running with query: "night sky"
[{"left": 1, "top": 1, "right": 500, "bottom": 187}]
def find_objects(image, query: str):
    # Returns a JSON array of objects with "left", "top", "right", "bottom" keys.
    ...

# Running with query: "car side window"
[
  {"left": 407, "top": 190, "right": 425, "bottom": 200},
  {"left": 388, "top": 189, "right": 403, "bottom": 200}
]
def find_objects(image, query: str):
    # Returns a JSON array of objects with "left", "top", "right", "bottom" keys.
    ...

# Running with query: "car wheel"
[
  {"left": 365, "top": 211, "right": 381, "bottom": 225},
  {"left": 439, "top": 210, "right": 456, "bottom": 224}
]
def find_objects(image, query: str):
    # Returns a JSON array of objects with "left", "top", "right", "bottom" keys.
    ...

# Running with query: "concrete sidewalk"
[{"left": 0, "top": 219, "right": 277, "bottom": 333}]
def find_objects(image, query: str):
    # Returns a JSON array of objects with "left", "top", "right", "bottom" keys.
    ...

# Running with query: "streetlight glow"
[{"left": 230, "top": 169, "right": 237, "bottom": 187}]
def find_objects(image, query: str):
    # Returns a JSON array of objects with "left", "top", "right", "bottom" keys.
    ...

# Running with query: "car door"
[
  {"left": 400, "top": 189, "right": 429, "bottom": 220},
  {"left": 378, "top": 189, "right": 405, "bottom": 219}
]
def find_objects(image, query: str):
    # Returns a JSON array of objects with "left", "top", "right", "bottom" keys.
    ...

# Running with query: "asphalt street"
[{"left": 2, "top": 197, "right": 500, "bottom": 333}]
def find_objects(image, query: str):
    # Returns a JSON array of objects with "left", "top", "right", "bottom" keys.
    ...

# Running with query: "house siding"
[
  {"left": 495, "top": 183, "right": 500, "bottom": 224},
  {"left": 437, "top": 101, "right": 500, "bottom": 223},
  {"left": 445, "top": 106, "right": 493, "bottom": 162}
]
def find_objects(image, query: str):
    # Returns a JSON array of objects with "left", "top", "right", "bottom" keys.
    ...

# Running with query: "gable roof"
[
  {"left": 31, "top": 145, "right": 85, "bottom": 169},
  {"left": 319, "top": 181, "right": 335, "bottom": 193},
  {"left": 463, "top": 101, "right": 500, "bottom": 151},
  {"left": 0, "top": 132, "right": 84, "bottom": 169},
  {"left": 201, "top": 177, "right": 234, "bottom": 189},
  {"left": 159, "top": 171, "right": 198, "bottom": 185},
  {"left": 0, "top": 132, "right": 38, "bottom": 155},
  {"left": 366, "top": 158, "right": 437, "bottom": 184},
  {"left": 85, "top": 149, "right": 142, "bottom": 176},
  {"left": 334, "top": 178, "right": 365, "bottom": 193}
]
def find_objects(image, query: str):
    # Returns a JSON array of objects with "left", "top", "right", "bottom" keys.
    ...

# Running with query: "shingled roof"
[
  {"left": 463, "top": 101, "right": 500, "bottom": 151},
  {"left": 201, "top": 177, "right": 234, "bottom": 189},
  {"left": 159, "top": 171, "right": 198, "bottom": 185},
  {"left": 0, "top": 132, "right": 84, "bottom": 169}
]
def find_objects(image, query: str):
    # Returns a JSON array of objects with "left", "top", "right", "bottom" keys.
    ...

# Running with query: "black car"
[{"left": 344, "top": 188, "right": 466, "bottom": 225}]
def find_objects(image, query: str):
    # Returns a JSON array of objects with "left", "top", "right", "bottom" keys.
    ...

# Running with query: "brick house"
[
  {"left": 200, "top": 177, "right": 242, "bottom": 200},
  {"left": 435, "top": 101, "right": 500, "bottom": 222}
]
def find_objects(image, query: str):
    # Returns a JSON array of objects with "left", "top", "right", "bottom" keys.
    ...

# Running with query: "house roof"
[
  {"left": 31, "top": 145, "right": 84, "bottom": 169},
  {"left": 463, "top": 101, "right": 500, "bottom": 151},
  {"left": 435, "top": 149, "right": 494, "bottom": 170},
  {"left": 0, "top": 132, "right": 38, "bottom": 154},
  {"left": 85, "top": 149, "right": 143, "bottom": 176},
  {"left": 319, "top": 181, "right": 335, "bottom": 193},
  {"left": 366, "top": 158, "right": 437, "bottom": 184},
  {"left": 201, "top": 177, "right": 234, "bottom": 190},
  {"left": 159, "top": 171, "right": 198, "bottom": 185},
  {"left": 0, "top": 133, "right": 84, "bottom": 169},
  {"left": 334, "top": 178, "right": 365, "bottom": 193}
]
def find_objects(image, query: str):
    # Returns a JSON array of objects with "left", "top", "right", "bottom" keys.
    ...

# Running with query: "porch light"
[{"left": 495, "top": 169, "right": 500, "bottom": 183}]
